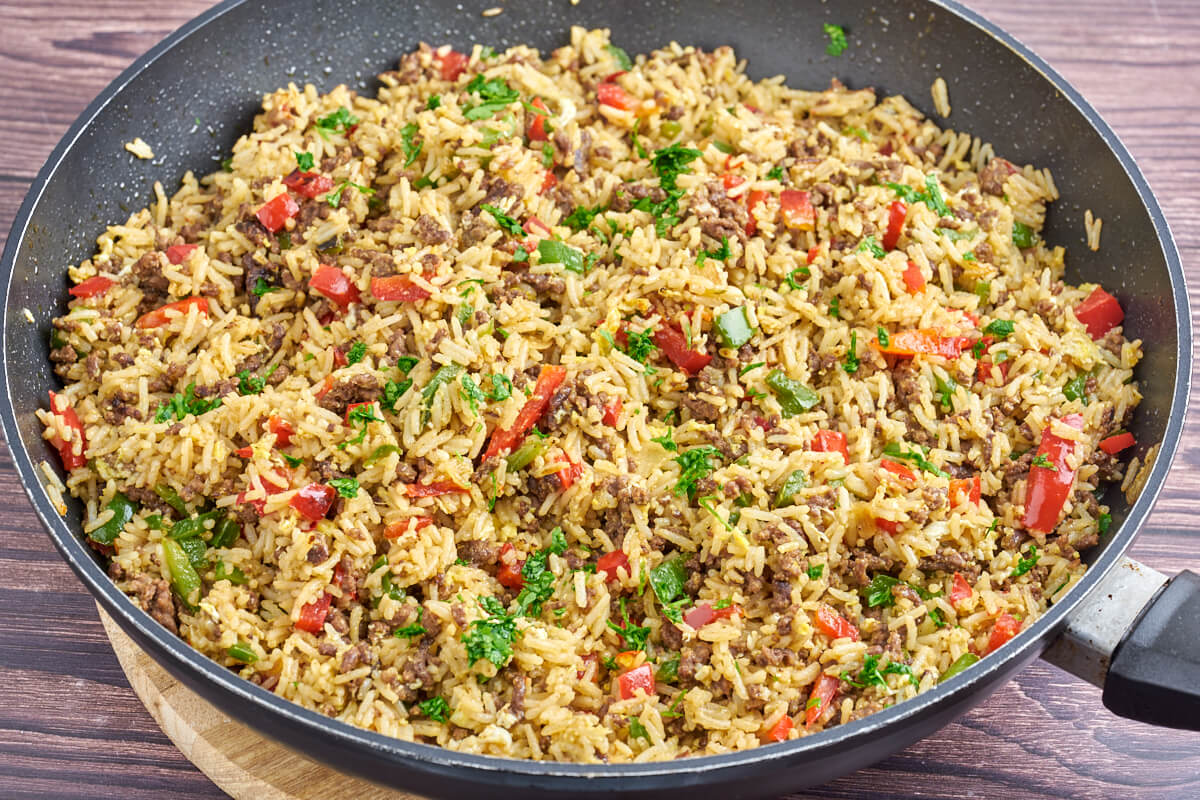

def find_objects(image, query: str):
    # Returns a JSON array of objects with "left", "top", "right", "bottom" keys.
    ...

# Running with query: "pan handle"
[{"left": 1042, "top": 557, "right": 1200, "bottom": 730}]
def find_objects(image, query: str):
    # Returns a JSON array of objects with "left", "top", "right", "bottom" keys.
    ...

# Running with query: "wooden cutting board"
[{"left": 98, "top": 605, "right": 417, "bottom": 800}]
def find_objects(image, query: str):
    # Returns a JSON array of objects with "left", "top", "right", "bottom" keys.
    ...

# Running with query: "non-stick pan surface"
[{"left": 0, "top": 0, "right": 1188, "bottom": 797}]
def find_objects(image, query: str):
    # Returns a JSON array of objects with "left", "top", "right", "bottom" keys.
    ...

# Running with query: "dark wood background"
[{"left": 0, "top": 1, "right": 1197, "bottom": 797}]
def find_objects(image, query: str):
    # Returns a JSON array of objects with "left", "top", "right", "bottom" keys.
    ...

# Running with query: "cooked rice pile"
[{"left": 41, "top": 28, "right": 1143, "bottom": 762}]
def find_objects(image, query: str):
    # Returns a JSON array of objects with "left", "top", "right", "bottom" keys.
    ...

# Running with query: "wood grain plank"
[{"left": 0, "top": 0, "right": 1197, "bottom": 798}]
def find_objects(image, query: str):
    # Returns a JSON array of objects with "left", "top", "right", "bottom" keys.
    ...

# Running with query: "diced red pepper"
[
  {"left": 882, "top": 200, "right": 908, "bottom": 251},
  {"left": 975, "top": 335, "right": 1011, "bottom": 384},
  {"left": 234, "top": 446, "right": 254, "bottom": 458},
  {"left": 135, "top": 297, "right": 209, "bottom": 329},
  {"left": 599, "top": 398, "right": 623, "bottom": 428},
  {"left": 617, "top": 663, "right": 655, "bottom": 699},
  {"left": 310, "top": 264, "right": 361, "bottom": 310},
  {"left": 497, "top": 542, "right": 526, "bottom": 590},
  {"left": 614, "top": 650, "right": 639, "bottom": 670},
  {"left": 539, "top": 170, "right": 557, "bottom": 194},
  {"left": 1022, "top": 414, "right": 1084, "bottom": 534},
  {"left": 164, "top": 244, "right": 198, "bottom": 266},
  {"left": 68, "top": 275, "right": 115, "bottom": 299},
  {"left": 652, "top": 324, "right": 712, "bottom": 376},
  {"left": 949, "top": 475, "right": 981, "bottom": 507},
  {"left": 404, "top": 480, "right": 469, "bottom": 498},
  {"left": 1099, "top": 432, "right": 1135, "bottom": 455},
  {"left": 527, "top": 96, "right": 550, "bottom": 141},
  {"left": 811, "top": 430, "right": 849, "bottom": 464},
  {"left": 483, "top": 365, "right": 568, "bottom": 458},
  {"left": 684, "top": 602, "right": 741, "bottom": 629},
  {"left": 1074, "top": 287, "right": 1124, "bottom": 340},
  {"left": 333, "top": 348, "right": 348, "bottom": 368},
  {"left": 597, "top": 550, "right": 629, "bottom": 582},
  {"left": 555, "top": 453, "right": 583, "bottom": 490},
  {"left": 805, "top": 673, "right": 839, "bottom": 728},
  {"left": 961, "top": 309, "right": 980, "bottom": 328},
  {"left": 986, "top": 612, "right": 1022, "bottom": 654},
  {"left": 949, "top": 572, "right": 973, "bottom": 605},
  {"left": 780, "top": 189, "right": 815, "bottom": 230},
  {"left": 875, "top": 518, "right": 902, "bottom": 535},
  {"left": 813, "top": 605, "right": 859, "bottom": 641},
  {"left": 295, "top": 592, "right": 332, "bottom": 634},
  {"left": 290, "top": 483, "right": 337, "bottom": 522},
  {"left": 872, "top": 328, "right": 968, "bottom": 359},
  {"left": 438, "top": 49, "right": 469, "bottom": 82},
  {"left": 597, "top": 82, "right": 637, "bottom": 111},
  {"left": 881, "top": 459, "right": 916, "bottom": 481},
  {"left": 807, "top": 245, "right": 822, "bottom": 264},
  {"left": 235, "top": 470, "right": 289, "bottom": 515},
  {"left": 282, "top": 170, "right": 334, "bottom": 200},
  {"left": 314, "top": 375, "right": 335, "bottom": 401},
  {"left": 371, "top": 273, "right": 432, "bottom": 303},
  {"left": 762, "top": 714, "right": 794, "bottom": 743},
  {"left": 384, "top": 517, "right": 433, "bottom": 539},
  {"left": 255, "top": 193, "right": 299, "bottom": 233},
  {"left": 902, "top": 260, "right": 926, "bottom": 294},
  {"left": 722, "top": 173, "right": 746, "bottom": 192},
  {"left": 745, "top": 189, "right": 768, "bottom": 236},
  {"left": 47, "top": 391, "right": 87, "bottom": 470}
]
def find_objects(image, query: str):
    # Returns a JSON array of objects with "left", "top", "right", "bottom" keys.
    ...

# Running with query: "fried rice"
[{"left": 39, "top": 27, "right": 1144, "bottom": 762}]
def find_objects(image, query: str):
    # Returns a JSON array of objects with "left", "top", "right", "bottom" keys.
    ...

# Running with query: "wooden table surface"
[{"left": 1, "top": 1, "right": 1198, "bottom": 797}]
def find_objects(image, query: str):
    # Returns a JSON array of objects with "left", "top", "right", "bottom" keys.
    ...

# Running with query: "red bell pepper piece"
[
  {"left": 527, "top": 96, "right": 550, "bottom": 141},
  {"left": 1074, "top": 287, "right": 1124, "bottom": 340},
  {"left": 47, "top": 391, "right": 87, "bottom": 470},
  {"left": 68, "top": 275, "right": 115, "bottom": 299},
  {"left": 483, "top": 365, "right": 567, "bottom": 458},
  {"left": 290, "top": 483, "right": 337, "bottom": 522},
  {"left": 295, "top": 592, "right": 332, "bottom": 634},
  {"left": 762, "top": 714, "right": 794, "bottom": 743},
  {"left": 949, "top": 572, "right": 973, "bottom": 605},
  {"left": 949, "top": 475, "right": 981, "bottom": 507},
  {"left": 602, "top": 398, "right": 623, "bottom": 426},
  {"left": 901, "top": 260, "right": 926, "bottom": 294},
  {"left": 875, "top": 518, "right": 902, "bottom": 535},
  {"left": 745, "top": 189, "right": 768, "bottom": 236},
  {"left": 1022, "top": 414, "right": 1084, "bottom": 534},
  {"left": 882, "top": 200, "right": 908, "bottom": 251},
  {"left": 236, "top": 470, "right": 289, "bottom": 515},
  {"left": 780, "top": 189, "right": 815, "bottom": 230},
  {"left": 384, "top": 517, "right": 433, "bottom": 539},
  {"left": 881, "top": 459, "right": 916, "bottom": 481},
  {"left": 555, "top": 453, "right": 583, "bottom": 490},
  {"left": 684, "top": 602, "right": 740, "bottom": 630},
  {"left": 282, "top": 170, "right": 335, "bottom": 200},
  {"left": 234, "top": 446, "right": 254, "bottom": 458},
  {"left": 371, "top": 273, "right": 432, "bottom": 303},
  {"left": 344, "top": 400, "right": 374, "bottom": 425},
  {"left": 873, "top": 328, "right": 967, "bottom": 359},
  {"left": 314, "top": 375, "right": 335, "bottom": 401},
  {"left": 255, "top": 193, "right": 299, "bottom": 233},
  {"left": 539, "top": 170, "right": 557, "bottom": 195},
  {"left": 404, "top": 480, "right": 469, "bottom": 498},
  {"left": 597, "top": 550, "right": 629, "bottom": 582},
  {"left": 617, "top": 663, "right": 655, "bottom": 699},
  {"left": 722, "top": 173, "right": 746, "bottom": 192},
  {"left": 1099, "top": 432, "right": 1135, "bottom": 455},
  {"left": 497, "top": 542, "right": 526, "bottom": 590},
  {"left": 811, "top": 430, "right": 849, "bottom": 464},
  {"left": 813, "top": 605, "right": 859, "bottom": 641},
  {"left": 975, "top": 335, "right": 1011, "bottom": 384},
  {"left": 807, "top": 246, "right": 822, "bottom": 264},
  {"left": 165, "top": 244, "right": 199, "bottom": 265},
  {"left": 310, "top": 264, "right": 361, "bottom": 310},
  {"left": 437, "top": 49, "right": 469, "bottom": 82},
  {"left": 597, "top": 82, "right": 636, "bottom": 111},
  {"left": 986, "top": 612, "right": 1022, "bottom": 654},
  {"left": 333, "top": 348, "right": 348, "bottom": 369},
  {"left": 805, "top": 673, "right": 839, "bottom": 728},
  {"left": 652, "top": 324, "right": 712, "bottom": 376},
  {"left": 135, "top": 297, "right": 209, "bottom": 329}
]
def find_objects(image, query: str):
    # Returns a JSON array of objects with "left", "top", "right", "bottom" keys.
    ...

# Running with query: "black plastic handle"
[{"left": 1103, "top": 569, "right": 1200, "bottom": 730}]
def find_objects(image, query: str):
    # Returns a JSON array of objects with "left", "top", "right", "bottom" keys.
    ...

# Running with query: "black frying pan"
[{"left": 1, "top": 0, "right": 1195, "bottom": 797}]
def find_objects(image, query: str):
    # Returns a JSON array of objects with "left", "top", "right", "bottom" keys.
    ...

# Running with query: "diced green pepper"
[
  {"left": 660, "top": 120, "right": 682, "bottom": 139},
  {"left": 154, "top": 483, "right": 188, "bottom": 516},
  {"left": 765, "top": 370, "right": 820, "bottom": 417},
  {"left": 88, "top": 493, "right": 136, "bottom": 546},
  {"left": 162, "top": 538, "right": 202, "bottom": 608},
  {"left": 649, "top": 557, "right": 687, "bottom": 604},
  {"left": 169, "top": 509, "right": 222, "bottom": 540},
  {"left": 774, "top": 470, "right": 808, "bottom": 508},
  {"left": 938, "top": 652, "right": 980, "bottom": 683},
  {"left": 209, "top": 517, "right": 240, "bottom": 549},
  {"left": 177, "top": 535, "right": 208, "bottom": 570},
  {"left": 227, "top": 641, "right": 258, "bottom": 663},
  {"left": 505, "top": 438, "right": 546, "bottom": 471},
  {"left": 1012, "top": 221, "right": 1036, "bottom": 249},
  {"left": 714, "top": 306, "right": 755, "bottom": 349}
]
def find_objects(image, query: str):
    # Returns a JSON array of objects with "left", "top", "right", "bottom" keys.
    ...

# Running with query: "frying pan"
[{"left": 1, "top": 0, "right": 1195, "bottom": 796}]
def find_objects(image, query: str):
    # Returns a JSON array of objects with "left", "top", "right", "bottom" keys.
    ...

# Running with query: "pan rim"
[{"left": 0, "top": 0, "right": 1190, "bottom": 785}]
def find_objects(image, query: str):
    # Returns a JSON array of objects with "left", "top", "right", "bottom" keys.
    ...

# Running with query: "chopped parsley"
[
  {"left": 662, "top": 688, "right": 689, "bottom": 717},
  {"left": 1011, "top": 544, "right": 1039, "bottom": 578},
  {"left": 1098, "top": 512, "right": 1113, "bottom": 533},
  {"left": 672, "top": 445, "right": 723, "bottom": 499},
  {"left": 339, "top": 403, "right": 382, "bottom": 449},
  {"left": 459, "top": 374, "right": 487, "bottom": 416},
  {"left": 346, "top": 341, "right": 367, "bottom": 365},
  {"left": 462, "top": 596, "right": 519, "bottom": 669},
  {"left": 1031, "top": 453, "right": 1057, "bottom": 471},
  {"left": 484, "top": 373, "right": 512, "bottom": 401},
  {"left": 933, "top": 372, "right": 957, "bottom": 410},
  {"left": 649, "top": 557, "right": 687, "bottom": 623},
  {"left": 857, "top": 235, "right": 886, "bottom": 259},
  {"left": 463, "top": 74, "right": 520, "bottom": 120},
  {"left": 766, "top": 165, "right": 785, "bottom": 181},
  {"left": 807, "top": 563, "right": 825, "bottom": 580},
  {"left": 739, "top": 361, "right": 765, "bottom": 376},
  {"left": 281, "top": 453, "right": 304, "bottom": 467},
  {"left": 325, "top": 179, "right": 374, "bottom": 207},
  {"left": 883, "top": 441, "right": 950, "bottom": 478},
  {"left": 1063, "top": 373, "right": 1089, "bottom": 403},
  {"left": 563, "top": 203, "right": 605, "bottom": 232},
  {"left": 842, "top": 331, "right": 859, "bottom": 374},
  {"left": 394, "top": 608, "right": 427, "bottom": 639},
  {"left": 983, "top": 319, "right": 1015, "bottom": 339},
  {"left": 426, "top": 94, "right": 441, "bottom": 110},
  {"left": 605, "top": 44, "right": 633, "bottom": 71},
  {"left": 154, "top": 383, "right": 223, "bottom": 423},
  {"left": 314, "top": 107, "right": 358, "bottom": 139},
  {"left": 824, "top": 23, "right": 848, "bottom": 56},
  {"left": 651, "top": 429, "right": 678, "bottom": 452},
  {"left": 623, "top": 329, "right": 657, "bottom": 364},
  {"left": 876, "top": 326, "right": 890, "bottom": 347},
  {"left": 785, "top": 266, "right": 810, "bottom": 291},
  {"left": 607, "top": 597, "right": 652, "bottom": 651},
  {"left": 774, "top": 469, "right": 808, "bottom": 508},
  {"left": 329, "top": 478, "right": 359, "bottom": 498},
  {"left": 829, "top": 297, "right": 840, "bottom": 318},
  {"left": 537, "top": 239, "right": 586, "bottom": 274},
  {"left": 841, "top": 656, "right": 919, "bottom": 690},
  {"left": 696, "top": 235, "right": 731, "bottom": 266},
  {"left": 250, "top": 277, "right": 279, "bottom": 297},
  {"left": 1012, "top": 220, "right": 1037, "bottom": 249},
  {"left": 481, "top": 203, "right": 524, "bottom": 236},
  {"left": 629, "top": 143, "right": 702, "bottom": 235},
  {"left": 886, "top": 174, "right": 951, "bottom": 218},
  {"left": 295, "top": 151, "right": 315, "bottom": 170},
  {"left": 417, "top": 696, "right": 450, "bottom": 723},
  {"left": 399, "top": 122, "right": 422, "bottom": 167},
  {"left": 627, "top": 717, "right": 650, "bottom": 741},
  {"left": 420, "top": 363, "right": 464, "bottom": 427}
]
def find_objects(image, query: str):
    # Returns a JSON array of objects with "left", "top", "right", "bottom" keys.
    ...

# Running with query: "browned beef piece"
[
  {"left": 753, "top": 647, "right": 797, "bottom": 667},
  {"left": 609, "top": 181, "right": 666, "bottom": 213},
  {"left": 659, "top": 621, "right": 684, "bottom": 650},
  {"left": 979, "top": 157, "right": 1019, "bottom": 196},
  {"left": 574, "top": 129, "right": 592, "bottom": 177},
  {"left": 918, "top": 550, "right": 980, "bottom": 579},
  {"left": 509, "top": 673, "right": 527, "bottom": 720},
  {"left": 49, "top": 345, "right": 77, "bottom": 364},
  {"left": 838, "top": 548, "right": 896, "bottom": 587},
  {"left": 312, "top": 459, "right": 349, "bottom": 481},
  {"left": 339, "top": 641, "right": 371, "bottom": 673},
  {"left": 306, "top": 540, "right": 330, "bottom": 564},
  {"left": 480, "top": 174, "right": 525, "bottom": 207},
  {"left": 349, "top": 248, "right": 396, "bottom": 277},
  {"left": 333, "top": 554, "right": 364, "bottom": 610},
  {"left": 1002, "top": 450, "right": 1035, "bottom": 491},
  {"left": 526, "top": 473, "right": 562, "bottom": 507},
  {"left": 679, "top": 641, "right": 713, "bottom": 686},
  {"left": 101, "top": 390, "right": 143, "bottom": 424},
  {"left": 128, "top": 573, "right": 178, "bottom": 635},
  {"left": 690, "top": 180, "right": 748, "bottom": 243},
  {"left": 892, "top": 359, "right": 925, "bottom": 411},
  {"left": 235, "top": 217, "right": 271, "bottom": 248},
  {"left": 681, "top": 394, "right": 719, "bottom": 422},
  {"left": 413, "top": 213, "right": 450, "bottom": 245},
  {"left": 769, "top": 580, "right": 794, "bottom": 613},
  {"left": 457, "top": 539, "right": 500, "bottom": 567},
  {"left": 131, "top": 251, "right": 169, "bottom": 298},
  {"left": 317, "top": 374, "right": 382, "bottom": 417}
]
